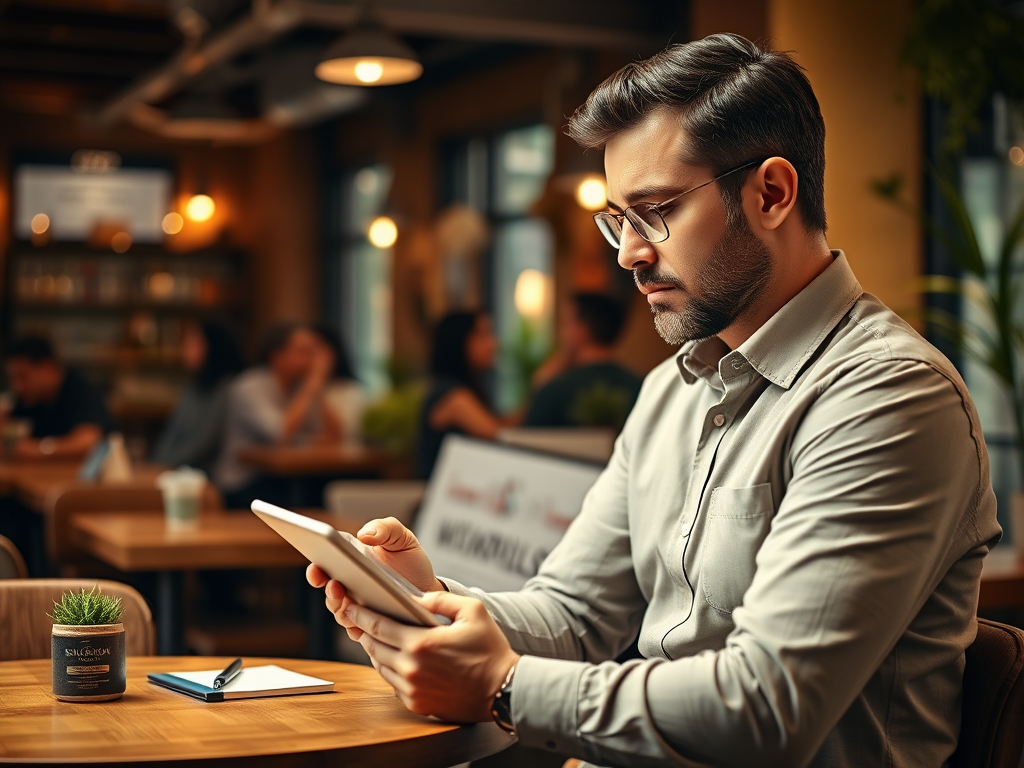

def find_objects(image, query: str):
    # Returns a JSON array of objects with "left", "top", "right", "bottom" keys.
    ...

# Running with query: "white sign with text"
[{"left": 415, "top": 435, "right": 604, "bottom": 593}]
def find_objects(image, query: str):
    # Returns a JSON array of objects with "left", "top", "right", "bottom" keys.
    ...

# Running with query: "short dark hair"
[
  {"left": 194, "top": 321, "right": 245, "bottom": 391},
  {"left": 429, "top": 312, "right": 482, "bottom": 394},
  {"left": 312, "top": 323, "right": 356, "bottom": 381},
  {"left": 6, "top": 336, "right": 56, "bottom": 363},
  {"left": 567, "top": 34, "right": 827, "bottom": 233},
  {"left": 258, "top": 322, "right": 301, "bottom": 366},
  {"left": 572, "top": 293, "right": 627, "bottom": 347}
]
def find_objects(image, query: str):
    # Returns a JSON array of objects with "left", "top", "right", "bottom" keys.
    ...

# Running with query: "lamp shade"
[{"left": 315, "top": 25, "right": 422, "bottom": 86}]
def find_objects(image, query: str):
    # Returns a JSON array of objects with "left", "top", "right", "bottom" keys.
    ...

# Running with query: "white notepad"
[{"left": 148, "top": 664, "right": 334, "bottom": 701}]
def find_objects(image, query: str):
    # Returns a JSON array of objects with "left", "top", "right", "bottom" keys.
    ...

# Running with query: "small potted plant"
[{"left": 49, "top": 587, "right": 126, "bottom": 702}]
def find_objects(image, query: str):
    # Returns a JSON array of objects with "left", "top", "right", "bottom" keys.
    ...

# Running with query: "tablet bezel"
[{"left": 251, "top": 499, "right": 444, "bottom": 628}]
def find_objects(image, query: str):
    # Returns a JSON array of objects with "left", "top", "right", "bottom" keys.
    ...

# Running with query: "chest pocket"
[{"left": 700, "top": 483, "right": 774, "bottom": 615}]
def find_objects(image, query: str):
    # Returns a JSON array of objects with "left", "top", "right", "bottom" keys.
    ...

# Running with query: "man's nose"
[{"left": 616, "top": 221, "right": 656, "bottom": 272}]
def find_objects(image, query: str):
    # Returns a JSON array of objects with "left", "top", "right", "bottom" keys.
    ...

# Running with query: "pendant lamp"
[{"left": 315, "top": 19, "right": 422, "bottom": 86}]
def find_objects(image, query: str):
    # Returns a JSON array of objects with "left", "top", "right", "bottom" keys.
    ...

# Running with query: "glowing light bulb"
[
  {"left": 514, "top": 269, "right": 548, "bottom": 320},
  {"left": 576, "top": 177, "right": 607, "bottom": 211},
  {"left": 111, "top": 231, "right": 132, "bottom": 253},
  {"left": 185, "top": 194, "right": 215, "bottom": 222},
  {"left": 368, "top": 216, "right": 398, "bottom": 248},
  {"left": 162, "top": 212, "right": 184, "bottom": 234},
  {"left": 1010, "top": 146, "right": 1024, "bottom": 167},
  {"left": 354, "top": 60, "right": 384, "bottom": 83},
  {"left": 30, "top": 213, "right": 50, "bottom": 234}
]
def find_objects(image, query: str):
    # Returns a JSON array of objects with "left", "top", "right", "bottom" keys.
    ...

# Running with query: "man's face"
[
  {"left": 270, "top": 328, "right": 319, "bottom": 386},
  {"left": 604, "top": 109, "right": 772, "bottom": 345},
  {"left": 5, "top": 358, "right": 59, "bottom": 406}
]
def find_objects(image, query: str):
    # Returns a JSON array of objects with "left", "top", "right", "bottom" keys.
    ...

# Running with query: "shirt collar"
[{"left": 675, "top": 250, "right": 863, "bottom": 390}]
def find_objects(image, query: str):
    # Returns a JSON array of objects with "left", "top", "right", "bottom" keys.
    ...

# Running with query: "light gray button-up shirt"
[{"left": 443, "top": 252, "right": 1001, "bottom": 768}]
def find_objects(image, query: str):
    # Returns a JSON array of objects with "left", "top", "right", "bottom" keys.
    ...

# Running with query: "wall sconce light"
[
  {"left": 514, "top": 269, "right": 549, "bottom": 320},
  {"left": 575, "top": 176, "right": 607, "bottom": 211},
  {"left": 368, "top": 215, "right": 398, "bottom": 248},
  {"left": 185, "top": 194, "right": 215, "bottom": 222}
]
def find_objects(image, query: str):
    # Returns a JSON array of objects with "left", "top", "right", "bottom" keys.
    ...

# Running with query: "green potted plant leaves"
[{"left": 49, "top": 587, "right": 127, "bottom": 702}]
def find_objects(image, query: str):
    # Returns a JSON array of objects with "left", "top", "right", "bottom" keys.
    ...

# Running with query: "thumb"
[
  {"left": 358, "top": 517, "right": 420, "bottom": 552},
  {"left": 417, "top": 590, "right": 475, "bottom": 621}
]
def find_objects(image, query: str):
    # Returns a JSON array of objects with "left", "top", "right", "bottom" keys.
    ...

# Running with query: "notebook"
[{"left": 148, "top": 664, "right": 334, "bottom": 702}]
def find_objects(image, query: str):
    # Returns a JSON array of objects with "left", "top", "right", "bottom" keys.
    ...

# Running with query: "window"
[
  {"left": 334, "top": 164, "right": 394, "bottom": 395},
  {"left": 445, "top": 123, "right": 556, "bottom": 411}
]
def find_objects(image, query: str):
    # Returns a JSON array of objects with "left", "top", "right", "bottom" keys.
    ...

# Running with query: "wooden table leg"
[{"left": 156, "top": 570, "right": 185, "bottom": 655}]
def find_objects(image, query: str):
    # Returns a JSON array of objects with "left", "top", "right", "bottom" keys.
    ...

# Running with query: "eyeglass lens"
[{"left": 595, "top": 207, "right": 669, "bottom": 249}]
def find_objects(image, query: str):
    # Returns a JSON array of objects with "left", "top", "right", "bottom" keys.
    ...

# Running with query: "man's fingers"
[
  {"left": 325, "top": 579, "right": 347, "bottom": 601},
  {"left": 345, "top": 602, "right": 414, "bottom": 647},
  {"left": 358, "top": 632, "right": 403, "bottom": 671},
  {"left": 377, "top": 663, "right": 413, "bottom": 699},
  {"left": 306, "top": 563, "right": 329, "bottom": 588}
]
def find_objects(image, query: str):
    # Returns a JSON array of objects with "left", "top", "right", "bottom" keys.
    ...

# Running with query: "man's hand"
[
  {"left": 306, "top": 517, "right": 443, "bottom": 639},
  {"left": 346, "top": 590, "right": 520, "bottom": 723}
]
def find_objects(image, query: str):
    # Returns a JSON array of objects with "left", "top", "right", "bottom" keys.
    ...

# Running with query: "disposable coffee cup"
[{"left": 156, "top": 467, "right": 207, "bottom": 529}]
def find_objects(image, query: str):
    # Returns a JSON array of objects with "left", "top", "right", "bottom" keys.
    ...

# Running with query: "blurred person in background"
[
  {"left": 414, "top": 311, "right": 516, "bottom": 479},
  {"left": 151, "top": 321, "right": 244, "bottom": 474},
  {"left": 214, "top": 322, "right": 341, "bottom": 508},
  {"left": 2, "top": 336, "right": 110, "bottom": 459},
  {"left": 312, "top": 323, "right": 365, "bottom": 446},
  {"left": 525, "top": 293, "right": 642, "bottom": 430}
]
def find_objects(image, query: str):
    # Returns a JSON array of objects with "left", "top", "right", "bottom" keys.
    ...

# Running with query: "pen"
[{"left": 213, "top": 658, "right": 243, "bottom": 689}]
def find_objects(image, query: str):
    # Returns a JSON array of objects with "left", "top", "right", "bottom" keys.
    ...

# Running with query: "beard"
[{"left": 636, "top": 217, "right": 773, "bottom": 345}]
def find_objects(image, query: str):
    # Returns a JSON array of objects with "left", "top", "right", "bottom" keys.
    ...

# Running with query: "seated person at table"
[
  {"left": 525, "top": 293, "right": 642, "bottom": 430},
  {"left": 3, "top": 336, "right": 110, "bottom": 459},
  {"left": 414, "top": 311, "right": 516, "bottom": 479},
  {"left": 214, "top": 323, "right": 340, "bottom": 508},
  {"left": 312, "top": 323, "right": 365, "bottom": 445},
  {"left": 310, "top": 34, "right": 1000, "bottom": 768},
  {"left": 151, "top": 321, "right": 244, "bottom": 474}
]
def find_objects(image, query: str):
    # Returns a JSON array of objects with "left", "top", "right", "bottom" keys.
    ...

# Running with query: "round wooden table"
[{"left": 0, "top": 656, "right": 516, "bottom": 766}]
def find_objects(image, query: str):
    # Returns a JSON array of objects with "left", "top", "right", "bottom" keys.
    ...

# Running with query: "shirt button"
[
  {"left": 713, "top": 413, "right": 726, "bottom": 427},
  {"left": 731, "top": 359, "right": 746, "bottom": 371}
]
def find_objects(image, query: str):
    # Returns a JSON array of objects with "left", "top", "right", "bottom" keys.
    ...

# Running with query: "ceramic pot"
[{"left": 51, "top": 623, "right": 126, "bottom": 702}]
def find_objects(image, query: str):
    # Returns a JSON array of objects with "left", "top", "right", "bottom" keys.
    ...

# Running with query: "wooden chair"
[
  {"left": 950, "top": 618, "right": 1024, "bottom": 768},
  {"left": 44, "top": 482, "right": 223, "bottom": 573},
  {"left": 0, "top": 535, "right": 28, "bottom": 579},
  {"left": 0, "top": 578, "right": 155, "bottom": 660}
]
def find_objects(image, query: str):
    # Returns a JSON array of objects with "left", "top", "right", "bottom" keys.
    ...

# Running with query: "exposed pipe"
[{"left": 93, "top": 0, "right": 658, "bottom": 129}]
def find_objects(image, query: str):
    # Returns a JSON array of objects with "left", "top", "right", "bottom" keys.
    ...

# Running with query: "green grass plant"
[{"left": 48, "top": 587, "right": 124, "bottom": 626}]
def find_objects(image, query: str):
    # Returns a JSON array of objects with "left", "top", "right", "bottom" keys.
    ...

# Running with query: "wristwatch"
[{"left": 490, "top": 663, "right": 516, "bottom": 735}]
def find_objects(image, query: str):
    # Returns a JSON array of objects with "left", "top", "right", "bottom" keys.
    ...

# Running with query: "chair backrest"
[
  {"left": 0, "top": 535, "right": 28, "bottom": 579},
  {"left": 950, "top": 618, "right": 1024, "bottom": 768},
  {"left": 324, "top": 480, "right": 426, "bottom": 527},
  {"left": 45, "top": 482, "right": 223, "bottom": 564},
  {"left": 0, "top": 578, "right": 155, "bottom": 660}
]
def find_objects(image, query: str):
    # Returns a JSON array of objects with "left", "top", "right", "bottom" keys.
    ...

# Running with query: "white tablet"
[{"left": 251, "top": 500, "right": 449, "bottom": 628}]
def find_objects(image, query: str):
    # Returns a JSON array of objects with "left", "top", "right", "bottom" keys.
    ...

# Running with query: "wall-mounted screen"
[{"left": 14, "top": 165, "right": 172, "bottom": 243}]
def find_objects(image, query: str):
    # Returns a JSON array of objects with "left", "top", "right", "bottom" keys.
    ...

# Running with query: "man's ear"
[{"left": 747, "top": 157, "right": 798, "bottom": 231}]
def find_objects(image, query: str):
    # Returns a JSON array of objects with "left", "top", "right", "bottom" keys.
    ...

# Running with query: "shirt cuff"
[{"left": 510, "top": 654, "right": 585, "bottom": 754}]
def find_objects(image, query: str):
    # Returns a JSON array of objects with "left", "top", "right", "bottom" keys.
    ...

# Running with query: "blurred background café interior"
[{"left": 2, "top": 0, "right": 1024, "bottom": 659}]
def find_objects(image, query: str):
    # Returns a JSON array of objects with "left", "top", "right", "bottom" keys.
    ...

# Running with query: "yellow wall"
[{"left": 769, "top": 0, "right": 922, "bottom": 318}]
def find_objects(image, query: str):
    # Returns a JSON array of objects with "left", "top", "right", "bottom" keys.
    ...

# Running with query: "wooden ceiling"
[{"left": 0, "top": 0, "right": 688, "bottom": 124}]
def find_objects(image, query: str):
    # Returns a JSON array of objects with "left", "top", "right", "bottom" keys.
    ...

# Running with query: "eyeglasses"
[{"left": 593, "top": 159, "right": 764, "bottom": 249}]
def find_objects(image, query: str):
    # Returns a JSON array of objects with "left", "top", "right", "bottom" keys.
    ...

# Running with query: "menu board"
[{"left": 14, "top": 165, "right": 172, "bottom": 243}]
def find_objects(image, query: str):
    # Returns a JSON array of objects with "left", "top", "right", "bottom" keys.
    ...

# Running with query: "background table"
[
  {"left": 0, "top": 656, "right": 516, "bottom": 767},
  {"left": 72, "top": 510, "right": 361, "bottom": 655},
  {"left": 238, "top": 445, "right": 388, "bottom": 477},
  {"left": 979, "top": 546, "right": 1024, "bottom": 612}
]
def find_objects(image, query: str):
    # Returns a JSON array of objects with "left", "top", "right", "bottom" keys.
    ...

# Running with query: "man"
[
  {"left": 3, "top": 336, "right": 110, "bottom": 459},
  {"left": 214, "top": 323, "right": 340, "bottom": 508},
  {"left": 525, "top": 293, "right": 642, "bottom": 430},
  {"left": 309, "top": 35, "right": 1000, "bottom": 767}
]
